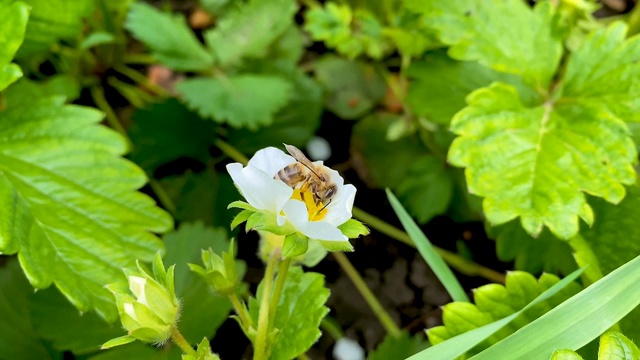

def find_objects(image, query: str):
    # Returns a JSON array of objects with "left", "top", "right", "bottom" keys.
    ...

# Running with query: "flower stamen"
[{"left": 291, "top": 188, "right": 328, "bottom": 221}]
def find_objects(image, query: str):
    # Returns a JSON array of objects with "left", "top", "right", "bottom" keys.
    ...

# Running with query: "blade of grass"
[
  {"left": 471, "top": 254, "right": 640, "bottom": 360},
  {"left": 407, "top": 267, "right": 585, "bottom": 360},
  {"left": 386, "top": 188, "right": 468, "bottom": 302}
]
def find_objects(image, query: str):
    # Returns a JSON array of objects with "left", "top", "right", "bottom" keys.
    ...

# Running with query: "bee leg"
[{"left": 318, "top": 199, "right": 332, "bottom": 212}]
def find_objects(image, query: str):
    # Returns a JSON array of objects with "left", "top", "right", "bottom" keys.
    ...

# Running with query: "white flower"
[{"left": 226, "top": 147, "right": 356, "bottom": 241}]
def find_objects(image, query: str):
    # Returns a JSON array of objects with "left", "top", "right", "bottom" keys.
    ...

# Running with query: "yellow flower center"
[{"left": 291, "top": 187, "right": 328, "bottom": 221}]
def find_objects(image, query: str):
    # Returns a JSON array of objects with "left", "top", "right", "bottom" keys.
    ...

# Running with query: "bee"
[{"left": 275, "top": 144, "right": 337, "bottom": 206}]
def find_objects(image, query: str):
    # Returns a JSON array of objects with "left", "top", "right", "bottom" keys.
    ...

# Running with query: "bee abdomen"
[{"left": 275, "top": 164, "right": 306, "bottom": 187}]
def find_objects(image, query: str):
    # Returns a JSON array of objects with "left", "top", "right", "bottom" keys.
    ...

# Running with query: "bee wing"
[{"left": 284, "top": 144, "right": 314, "bottom": 168}]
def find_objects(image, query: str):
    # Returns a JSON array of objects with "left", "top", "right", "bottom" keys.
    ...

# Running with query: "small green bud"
[
  {"left": 189, "top": 240, "right": 239, "bottom": 296},
  {"left": 182, "top": 338, "right": 221, "bottom": 360},
  {"left": 105, "top": 255, "right": 180, "bottom": 346}
]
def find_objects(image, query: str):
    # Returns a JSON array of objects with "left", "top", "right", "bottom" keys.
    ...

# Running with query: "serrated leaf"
[
  {"left": 204, "top": 0, "right": 297, "bottom": 66},
  {"left": 0, "top": 260, "right": 51, "bottom": 360},
  {"left": 406, "top": 50, "right": 541, "bottom": 125},
  {"left": 425, "top": 271, "right": 581, "bottom": 358},
  {"left": 598, "top": 331, "right": 640, "bottom": 359},
  {"left": 0, "top": 1, "right": 28, "bottom": 91},
  {"left": 4, "top": 75, "right": 80, "bottom": 108},
  {"left": 125, "top": 2, "right": 214, "bottom": 72},
  {"left": 314, "top": 56, "right": 386, "bottom": 119},
  {"left": 449, "top": 80, "right": 636, "bottom": 239},
  {"left": 250, "top": 266, "right": 329, "bottom": 360},
  {"left": 471, "top": 254, "right": 640, "bottom": 360},
  {"left": 163, "top": 222, "right": 245, "bottom": 344},
  {"left": 177, "top": 75, "right": 292, "bottom": 130},
  {"left": 490, "top": 221, "right": 576, "bottom": 275},
  {"left": 396, "top": 156, "right": 454, "bottom": 224},
  {"left": 128, "top": 98, "right": 214, "bottom": 172},
  {"left": 368, "top": 331, "right": 428, "bottom": 360},
  {"left": 582, "top": 184, "right": 640, "bottom": 342},
  {"left": 406, "top": 0, "right": 562, "bottom": 88},
  {"left": 17, "top": 0, "right": 93, "bottom": 58},
  {"left": 0, "top": 98, "right": 173, "bottom": 321}
]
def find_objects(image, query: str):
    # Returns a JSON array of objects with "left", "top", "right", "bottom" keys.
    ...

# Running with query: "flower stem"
[
  {"left": 214, "top": 138, "right": 249, "bottom": 165},
  {"left": 149, "top": 178, "right": 177, "bottom": 215},
  {"left": 90, "top": 86, "right": 129, "bottom": 142},
  {"left": 254, "top": 251, "right": 279, "bottom": 360},
  {"left": 352, "top": 206, "right": 506, "bottom": 284},
  {"left": 268, "top": 257, "right": 292, "bottom": 327},
  {"left": 171, "top": 327, "right": 196, "bottom": 357},
  {"left": 115, "top": 64, "right": 171, "bottom": 98},
  {"left": 229, "top": 292, "right": 252, "bottom": 329},
  {"left": 332, "top": 252, "right": 402, "bottom": 338}
]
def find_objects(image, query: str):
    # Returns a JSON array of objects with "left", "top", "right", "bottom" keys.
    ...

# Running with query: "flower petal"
[
  {"left": 323, "top": 184, "right": 356, "bottom": 226},
  {"left": 227, "top": 162, "right": 293, "bottom": 214},
  {"left": 283, "top": 200, "right": 347, "bottom": 241},
  {"left": 249, "top": 147, "right": 296, "bottom": 177}
]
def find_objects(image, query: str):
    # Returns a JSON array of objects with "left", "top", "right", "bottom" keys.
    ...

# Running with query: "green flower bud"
[
  {"left": 105, "top": 255, "right": 179, "bottom": 345},
  {"left": 189, "top": 240, "right": 240, "bottom": 296}
]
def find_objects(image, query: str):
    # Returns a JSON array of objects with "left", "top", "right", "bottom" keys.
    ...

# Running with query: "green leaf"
[
  {"left": 227, "top": 63, "right": 322, "bottom": 153},
  {"left": 163, "top": 222, "right": 245, "bottom": 344},
  {"left": 406, "top": 50, "right": 541, "bottom": 125},
  {"left": 0, "top": 98, "right": 173, "bottom": 321},
  {"left": 582, "top": 184, "right": 640, "bottom": 341},
  {"left": 490, "top": 221, "right": 577, "bottom": 275},
  {"left": 368, "top": 331, "right": 428, "bottom": 360},
  {"left": 251, "top": 267, "right": 329, "bottom": 360},
  {"left": 551, "top": 349, "right": 584, "bottom": 360},
  {"left": 314, "top": 55, "right": 386, "bottom": 119},
  {"left": 282, "top": 232, "right": 309, "bottom": 259},
  {"left": 350, "top": 113, "right": 426, "bottom": 188},
  {"left": 409, "top": 268, "right": 584, "bottom": 360},
  {"left": 316, "top": 239, "right": 354, "bottom": 252},
  {"left": 3, "top": 75, "right": 80, "bottom": 108},
  {"left": 30, "top": 287, "right": 123, "bottom": 354},
  {"left": 387, "top": 189, "right": 468, "bottom": 302},
  {"left": 448, "top": 80, "right": 636, "bottom": 239},
  {"left": 231, "top": 209, "right": 253, "bottom": 230},
  {"left": 125, "top": 2, "right": 214, "bottom": 71},
  {"left": 396, "top": 156, "right": 454, "bottom": 224},
  {"left": 177, "top": 75, "right": 293, "bottom": 130},
  {"left": 471, "top": 254, "right": 640, "bottom": 360},
  {"left": 204, "top": 0, "right": 297, "bottom": 66},
  {"left": 0, "top": 259, "right": 51, "bottom": 359},
  {"left": 0, "top": 1, "right": 28, "bottom": 91},
  {"left": 337, "top": 219, "right": 369, "bottom": 239},
  {"left": 406, "top": 0, "right": 562, "bottom": 88},
  {"left": 128, "top": 98, "right": 215, "bottom": 172},
  {"left": 100, "top": 335, "right": 136, "bottom": 350},
  {"left": 598, "top": 331, "right": 640, "bottom": 359},
  {"left": 80, "top": 31, "right": 116, "bottom": 50},
  {"left": 90, "top": 341, "right": 174, "bottom": 360},
  {"left": 17, "top": 0, "right": 94, "bottom": 58}
]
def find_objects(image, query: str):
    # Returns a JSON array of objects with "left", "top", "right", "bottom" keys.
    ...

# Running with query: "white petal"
[
  {"left": 226, "top": 162, "right": 293, "bottom": 213},
  {"left": 124, "top": 302, "right": 138, "bottom": 322},
  {"left": 283, "top": 200, "right": 347, "bottom": 241},
  {"left": 128, "top": 276, "right": 148, "bottom": 306},
  {"left": 323, "top": 184, "right": 356, "bottom": 226},
  {"left": 249, "top": 147, "right": 296, "bottom": 177}
]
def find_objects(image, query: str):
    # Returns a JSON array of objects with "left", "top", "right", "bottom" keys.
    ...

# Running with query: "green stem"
[
  {"left": 254, "top": 252, "right": 279, "bottom": 360},
  {"left": 320, "top": 316, "right": 345, "bottom": 341},
  {"left": 90, "top": 86, "right": 129, "bottom": 141},
  {"left": 171, "top": 327, "right": 196, "bottom": 357},
  {"left": 352, "top": 207, "right": 506, "bottom": 284},
  {"left": 122, "top": 53, "right": 157, "bottom": 65},
  {"left": 268, "top": 257, "right": 292, "bottom": 327},
  {"left": 115, "top": 64, "right": 171, "bottom": 97},
  {"left": 333, "top": 252, "right": 402, "bottom": 338},
  {"left": 214, "top": 138, "right": 249, "bottom": 165},
  {"left": 230, "top": 292, "right": 253, "bottom": 329},
  {"left": 149, "top": 178, "right": 177, "bottom": 215},
  {"left": 628, "top": 3, "right": 640, "bottom": 37}
]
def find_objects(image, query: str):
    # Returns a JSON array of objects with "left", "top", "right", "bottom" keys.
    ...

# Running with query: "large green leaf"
[
  {"left": 177, "top": 75, "right": 292, "bottom": 130},
  {"left": 449, "top": 80, "right": 636, "bottom": 239},
  {"left": 4, "top": 75, "right": 80, "bottom": 107},
  {"left": 16, "top": 0, "right": 93, "bottom": 57},
  {"left": 0, "top": 260, "right": 51, "bottom": 360},
  {"left": 0, "top": 1, "right": 28, "bottom": 92},
  {"left": 0, "top": 98, "right": 173, "bottom": 321},
  {"left": 250, "top": 266, "right": 329, "bottom": 360},
  {"left": 204, "top": 0, "right": 297, "bottom": 66},
  {"left": 427, "top": 271, "right": 581, "bottom": 358},
  {"left": 163, "top": 222, "right": 244, "bottom": 344},
  {"left": 368, "top": 331, "right": 427, "bottom": 360},
  {"left": 405, "top": 0, "right": 562, "bottom": 88},
  {"left": 125, "top": 2, "right": 214, "bottom": 72},
  {"left": 406, "top": 50, "right": 541, "bottom": 125}
]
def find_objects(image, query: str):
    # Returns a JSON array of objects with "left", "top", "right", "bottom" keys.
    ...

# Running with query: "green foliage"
[
  {"left": 368, "top": 332, "right": 427, "bottom": 360},
  {"left": 204, "top": 0, "right": 297, "bottom": 66},
  {"left": 552, "top": 331, "right": 640, "bottom": 360},
  {"left": 177, "top": 75, "right": 293, "bottom": 130},
  {"left": 0, "top": 1, "right": 28, "bottom": 92},
  {"left": 0, "top": 98, "right": 172, "bottom": 321},
  {"left": 3, "top": 75, "right": 80, "bottom": 107},
  {"left": 249, "top": 266, "right": 330, "bottom": 360},
  {"left": 427, "top": 271, "right": 581, "bottom": 358},
  {"left": 17, "top": 0, "right": 94, "bottom": 58},
  {"left": 125, "top": 2, "right": 214, "bottom": 71}
]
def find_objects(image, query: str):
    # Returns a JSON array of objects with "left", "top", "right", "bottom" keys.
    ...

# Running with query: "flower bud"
[{"left": 189, "top": 240, "right": 242, "bottom": 296}]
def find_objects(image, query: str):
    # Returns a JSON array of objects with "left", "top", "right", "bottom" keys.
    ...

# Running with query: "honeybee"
[{"left": 275, "top": 144, "right": 337, "bottom": 206}]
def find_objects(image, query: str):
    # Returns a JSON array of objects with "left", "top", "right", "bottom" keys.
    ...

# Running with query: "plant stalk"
[
  {"left": 268, "top": 257, "right": 292, "bottom": 327},
  {"left": 254, "top": 251, "right": 279, "bottom": 360},
  {"left": 171, "top": 328, "right": 196, "bottom": 357}
]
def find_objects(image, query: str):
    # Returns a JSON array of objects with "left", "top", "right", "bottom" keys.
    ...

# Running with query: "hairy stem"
[{"left": 171, "top": 327, "right": 196, "bottom": 357}]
